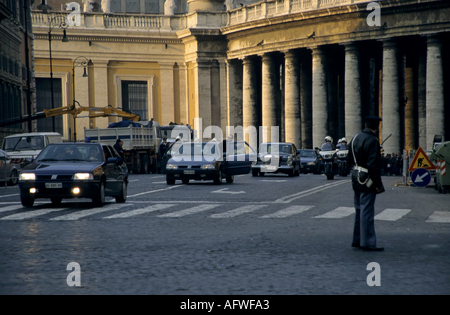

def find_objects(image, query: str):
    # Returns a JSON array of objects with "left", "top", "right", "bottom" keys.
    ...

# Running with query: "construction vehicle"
[{"left": 85, "top": 120, "right": 161, "bottom": 174}]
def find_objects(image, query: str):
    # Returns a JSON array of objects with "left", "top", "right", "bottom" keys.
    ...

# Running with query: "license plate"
[
  {"left": 45, "top": 182, "right": 62, "bottom": 188},
  {"left": 183, "top": 170, "right": 195, "bottom": 175}
]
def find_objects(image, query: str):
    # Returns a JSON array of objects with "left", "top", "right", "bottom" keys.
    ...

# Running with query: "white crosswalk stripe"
[
  {"left": 210, "top": 205, "right": 267, "bottom": 218},
  {"left": 260, "top": 205, "right": 314, "bottom": 218},
  {"left": 104, "top": 204, "right": 176, "bottom": 219},
  {"left": 314, "top": 207, "right": 354, "bottom": 219},
  {"left": 0, "top": 205, "right": 25, "bottom": 213},
  {"left": 1, "top": 208, "right": 67, "bottom": 220},
  {"left": 426, "top": 211, "right": 450, "bottom": 223},
  {"left": 157, "top": 204, "right": 221, "bottom": 218},
  {"left": 50, "top": 204, "right": 132, "bottom": 221},
  {"left": 375, "top": 209, "right": 411, "bottom": 221}
]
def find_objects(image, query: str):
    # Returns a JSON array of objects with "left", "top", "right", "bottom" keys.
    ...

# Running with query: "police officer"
[
  {"left": 114, "top": 139, "right": 125, "bottom": 161},
  {"left": 158, "top": 138, "right": 169, "bottom": 173},
  {"left": 347, "top": 116, "right": 385, "bottom": 251}
]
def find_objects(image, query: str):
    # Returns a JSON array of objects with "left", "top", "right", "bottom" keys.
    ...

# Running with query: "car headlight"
[
  {"left": 19, "top": 173, "right": 35, "bottom": 180},
  {"left": 201, "top": 164, "right": 215, "bottom": 169},
  {"left": 74, "top": 173, "right": 93, "bottom": 180},
  {"left": 307, "top": 162, "right": 315, "bottom": 165},
  {"left": 166, "top": 164, "right": 178, "bottom": 170}
]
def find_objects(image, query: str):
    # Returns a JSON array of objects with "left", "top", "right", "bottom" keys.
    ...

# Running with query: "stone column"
[
  {"left": 311, "top": 46, "right": 328, "bottom": 149},
  {"left": 261, "top": 53, "right": 278, "bottom": 143},
  {"left": 404, "top": 55, "right": 415, "bottom": 151},
  {"left": 381, "top": 39, "right": 400, "bottom": 155},
  {"left": 300, "top": 50, "right": 312, "bottom": 149},
  {"left": 74, "top": 63, "right": 90, "bottom": 139},
  {"left": 417, "top": 47, "right": 427, "bottom": 149},
  {"left": 344, "top": 43, "right": 362, "bottom": 141},
  {"left": 226, "top": 59, "right": 243, "bottom": 129},
  {"left": 426, "top": 35, "right": 445, "bottom": 150},
  {"left": 284, "top": 50, "right": 301, "bottom": 148},
  {"left": 242, "top": 56, "right": 258, "bottom": 149}
]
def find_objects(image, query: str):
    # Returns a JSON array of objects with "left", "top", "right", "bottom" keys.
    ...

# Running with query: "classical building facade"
[
  {"left": 0, "top": 0, "right": 35, "bottom": 144},
  {"left": 30, "top": 0, "right": 449, "bottom": 154}
]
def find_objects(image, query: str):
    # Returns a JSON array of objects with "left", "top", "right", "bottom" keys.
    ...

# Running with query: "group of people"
[{"left": 381, "top": 152, "right": 403, "bottom": 176}]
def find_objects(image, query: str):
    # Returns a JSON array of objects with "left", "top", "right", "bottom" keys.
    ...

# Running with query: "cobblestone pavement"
[{"left": 0, "top": 174, "right": 449, "bottom": 295}]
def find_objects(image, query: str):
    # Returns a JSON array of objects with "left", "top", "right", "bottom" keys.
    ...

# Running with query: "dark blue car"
[{"left": 18, "top": 143, "right": 128, "bottom": 207}]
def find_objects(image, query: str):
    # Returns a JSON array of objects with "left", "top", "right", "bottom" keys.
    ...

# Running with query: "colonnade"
[{"left": 230, "top": 34, "right": 447, "bottom": 153}]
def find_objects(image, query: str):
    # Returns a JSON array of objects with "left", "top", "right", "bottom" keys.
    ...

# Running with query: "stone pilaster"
[
  {"left": 284, "top": 50, "right": 301, "bottom": 148},
  {"left": 226, "top": 59, "right": 243, "bottom": 129},
  {"left": 343, "top": 43, "right": 362, "bottom": 141},
  {"left": 425, "top": 35, "right": 445, "bottom": 150},
  {"left": 159, "top": 61, "right": 175, "bottom": 125},
  {"left": 381, "top": 39, "right": 400, "bottom": 154},
  {"left": 311, "top": 46, "right": 328, "bottom": 149},
  {"left": 92, "top": 60, "right": 109, "bottom": 129}
]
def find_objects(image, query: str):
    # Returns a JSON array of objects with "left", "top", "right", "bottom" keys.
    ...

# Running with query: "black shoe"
[
  {"left": 361, "top": 246, "right": 384, "bottom": 252},
  {"left": 351, "top": 243, "right": 361, "bottom": 248}
]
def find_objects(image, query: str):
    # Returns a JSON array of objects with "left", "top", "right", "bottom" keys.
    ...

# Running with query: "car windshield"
[
  {"left": 300, "top": 150, "right": 316, "bottom": 158},
  {"left": 3, "top": 136, "right": 45, "bottom": 151},
  {"left": 37, "top": 144, "right": 104, "bottom": 162},
  {"left": 172, "top": 143, "right": 220, "bottom": 157},
  {"left": 259, "top": 144, "right": 291, "bottom": 154}
]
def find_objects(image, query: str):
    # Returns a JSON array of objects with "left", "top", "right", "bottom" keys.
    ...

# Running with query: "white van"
[{"left": 1, "top": 132, "right": 63, "bottom": 159}]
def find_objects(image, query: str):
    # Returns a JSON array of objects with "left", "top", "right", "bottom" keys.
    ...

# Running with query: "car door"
[
  {"left": 224, "top": 141, "right": 256, "bottom": 175},
  {"left": 102, "top": 145, "right": 118, "bottom": 194}
]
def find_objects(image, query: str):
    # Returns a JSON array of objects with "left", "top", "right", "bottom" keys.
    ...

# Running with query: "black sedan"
[
  {"left": 18, "top": 143, "right": 128, "bottom": 207},
  {"left": 298, "top": 149, "right": 323, "bottom": 174},
  {"left": 165, "top": 141, "right": 256, "bottom": 185},
  {"left": 252, "top": 142, "right": 301, "bottom": 177}
]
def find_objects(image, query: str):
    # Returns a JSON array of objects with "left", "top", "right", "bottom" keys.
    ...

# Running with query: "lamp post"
[
  {"left": 72, "top": 57, "right": 89, "bottom": 142},
  {"left": 38, "top": 1, "right": 69, "bottom": 132}
]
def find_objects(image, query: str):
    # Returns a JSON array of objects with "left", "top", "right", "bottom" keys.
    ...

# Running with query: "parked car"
[
  {"left": 2, "top": 132, "right": 62, "bottom": 160},
  {"left": 18, "top": 143, "right": 128, "bottom": 207},
  {"left": 298, "top": 149, "right": 322, "bottom": 174},
  {"left": 165, "top": 141, "right": 256, "bottom": 185},
  {"left": 252, "top": 142, "right": 301, "bottom": 177},
  {"left": 0, "top": 149, "right": 21, "bottom": 186}
]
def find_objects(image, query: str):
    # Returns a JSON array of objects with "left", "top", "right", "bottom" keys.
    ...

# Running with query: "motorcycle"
[
  {"left": 316, "top": 143, "right": 338, "bottom": 180},
  {"left": 335, "top": 143, "right": 349, "bottom": 177}
]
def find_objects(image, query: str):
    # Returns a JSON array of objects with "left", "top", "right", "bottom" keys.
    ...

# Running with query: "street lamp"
[
  {"left": 72, "top": 57, "right": 90, "bottom": 142},
  {"left": 39, "top": 3, "right": 70, "bottom": 132}
]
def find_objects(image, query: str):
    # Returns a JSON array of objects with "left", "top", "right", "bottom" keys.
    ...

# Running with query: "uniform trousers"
[{"left": 352, "top": 190, "right": 377, "bottom": 247}]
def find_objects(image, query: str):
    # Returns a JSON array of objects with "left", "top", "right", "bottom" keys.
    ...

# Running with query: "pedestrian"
[
  {"left": 347, "top": 115, "right": 385, "bottom": 251},
  {"left": 158, "top": 138, "right": 169, "bottom": 173},
  {"left": 114, "top": 139, "right": 125, "bottom": 161}
]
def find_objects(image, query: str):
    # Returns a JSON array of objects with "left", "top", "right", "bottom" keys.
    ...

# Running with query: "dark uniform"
[
  {"left": 347, "top": 116, "right": 385, "bottom": 251},
  {"left": 114, "top": 139, "right": 125, "bottom": 161}
]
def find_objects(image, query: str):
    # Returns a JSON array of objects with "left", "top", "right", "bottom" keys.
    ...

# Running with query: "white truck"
[
  {"left": 1, "top": 132, "right": 63, "bottom": 160},
  {"left": 85, "top": 122, "right": 161, "bottom": 174}
]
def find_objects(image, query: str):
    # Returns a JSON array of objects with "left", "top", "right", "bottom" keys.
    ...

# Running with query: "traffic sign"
[
  {"left": 411, "top": 168, "right": 431, "bottom": 187},
  {"left": 408, "top": 147, "right": 435, "bottom": 172}
]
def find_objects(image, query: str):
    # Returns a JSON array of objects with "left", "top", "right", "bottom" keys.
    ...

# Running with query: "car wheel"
[
  {"left": 116, "top": 180, "right": 127, "bottom": 203},
  {"left": 51, "top": 197, "right": 62, "bottom": 205},
  {"left": 8, "top": 169, "right": 18, "bottom": 186},
  {"left": 252, "top": 169, "right": 259, "bottom": 177},
  {"left": 20, "top": 190, "right": 34, "bottom": 207},
  {"left": 226, "top": 175, "right": 234, "bottom": 183},
  {"left": 166, "top": 176, "right": 175, "bottom": 185},
  {"left": 213, "top": 170, "right": 222, "bottom": 185},
  {"left": 93, "top": 181, "right": 106, "bottom": 207},
  {"left": 182, "top": 179, "right": 189, "bottom": 184}
]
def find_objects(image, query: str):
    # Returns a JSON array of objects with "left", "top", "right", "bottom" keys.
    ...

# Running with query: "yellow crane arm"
[{"left": 43, "top": 105, "right": 140, "bottom": 122}]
